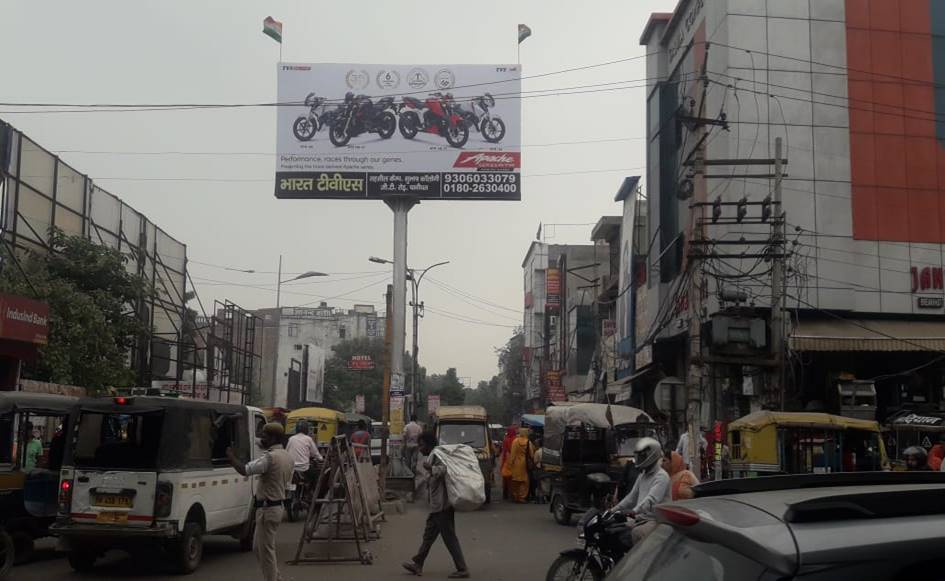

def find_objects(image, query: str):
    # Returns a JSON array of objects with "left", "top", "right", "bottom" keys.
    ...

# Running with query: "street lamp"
[
  {"left": 276, "top": 255, "right": 327, "bottom": 307},
  {"left": 368, "top": 256, "right": 449, "bottom": 416}
]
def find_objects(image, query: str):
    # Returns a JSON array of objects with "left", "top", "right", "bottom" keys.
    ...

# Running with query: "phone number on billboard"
[{"left": 443, "top": 173, "right": 518, "bottom": 194}]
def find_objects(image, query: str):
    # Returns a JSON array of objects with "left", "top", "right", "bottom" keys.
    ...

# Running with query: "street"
[{"left": 13, "top": 500, "right": 576, "bottom": 581}]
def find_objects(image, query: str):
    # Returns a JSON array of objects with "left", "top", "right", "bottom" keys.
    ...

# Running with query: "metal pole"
[
  {"left": 380, "top": 285, "right": 393, "bottom": 496},
  {"left": 411, "top": 277, "right": 419, "bottom": 418},
  {"left": 386, "top": 199, "right": 416, "bottom": 395},
  {"left": 771, "top": 137, "right": 785, "bottom": 409},
  {"left": 276, "top": 254, "right": 283, "bottom": 308}
]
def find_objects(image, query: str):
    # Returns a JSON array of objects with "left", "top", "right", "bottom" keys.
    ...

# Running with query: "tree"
[
  {"left": 426, "top": 367, "right": 466, "bottom": 406},
  {"left": 464, "top": 375, "right": 510, "bottom": 424},
  {"left": 0, "top": 229, "right": 151, "bottom": 390},
  {"left": 323, "top": 337, "right": 419, "bottom": 419}
]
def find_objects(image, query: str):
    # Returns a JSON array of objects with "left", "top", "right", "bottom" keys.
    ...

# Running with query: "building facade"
[
  {"left": 522, "top": 241, "right": 611, "bottom": 409},
  {"left": 637, "top": 0, "right": 945, "bottom": 439},
  {"left": 256, "top": 302, "right": 384, "bottom": 408}
]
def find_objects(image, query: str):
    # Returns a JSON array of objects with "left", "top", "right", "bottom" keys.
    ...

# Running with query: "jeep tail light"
[
  {"left": 656, "top": 505, "right": 701, "bottom": 527},
  {"left": 59, "top": 479, "right": 73, "bottom": 513},
  {"left": 155, "top": 481, "right": 173, "bottom": 518}
]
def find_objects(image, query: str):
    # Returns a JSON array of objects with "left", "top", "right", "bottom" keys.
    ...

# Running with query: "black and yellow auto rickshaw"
[
  {"left": 542, "top": 403, "right": 657, "bottom": 526},
  {"left": 883, "top": 410, "right": 945, "bottom": 470},
  {"left": 727, "top": 411, "right": 888, "bottom": 478},
  {"left": 433, "top": 405, "right": 496, "bottom": 503},
  {"left": 0, "top": 392, "right": 77, "bottom": 576}
]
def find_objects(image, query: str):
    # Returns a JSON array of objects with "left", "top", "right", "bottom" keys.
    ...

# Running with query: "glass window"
[
  {"left": 288, "top": 324, "right": 300, "bottom": 337},
  {"left": 610, "top": 525, "right": 769, "bottom": 581},
  {"left": 74, "top": 411, "right": 164, "bottom": 469},
  {"left": 438, "top": 424, "right": 486, "bottom": 448}
]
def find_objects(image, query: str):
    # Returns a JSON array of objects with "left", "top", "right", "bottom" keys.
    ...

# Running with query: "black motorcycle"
[
  {"left": 546, "top": 510, "right": 630, "bottom": 581},
  {"left": 457, "top": 93, "right": 506, "bottom": 143},
  {"left": 329, "top": 94, "right": 397, "bottom": 146},
  {"left": 292, "top": 93, "right": 344, "bottom": 141}
]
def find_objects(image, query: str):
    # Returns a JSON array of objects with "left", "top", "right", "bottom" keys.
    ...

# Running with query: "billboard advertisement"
[
  {"left": 546, "top": 268, "right": 561, "bottom": 311},
  {"left": 276, "top": 63, "right": 521, "bottom": 200}
]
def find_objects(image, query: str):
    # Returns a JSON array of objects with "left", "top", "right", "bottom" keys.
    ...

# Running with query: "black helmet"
[
  {"left": 344, "top": 91, "right": 354, "bottom": 103},
  {"left": 634, "top": 437, "right": 663, "bottom": 471}
]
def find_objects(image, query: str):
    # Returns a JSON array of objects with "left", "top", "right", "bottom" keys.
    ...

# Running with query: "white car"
[{"left": 51, "top": 396, "right": 267, "bottom": 574}]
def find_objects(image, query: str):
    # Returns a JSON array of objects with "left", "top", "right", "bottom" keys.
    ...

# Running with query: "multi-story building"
[
  {"left": 522, "top": 241, "right": 611, "bottom": 409},
  {"left": 256, "top": 302, "right": 384, "bottom": 408},
  {"left": 636, "top": 0, "right": 945, "bottom": 437}
]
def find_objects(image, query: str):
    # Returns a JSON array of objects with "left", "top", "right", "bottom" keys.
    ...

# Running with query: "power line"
[
  {"left": 425, "top": 276, "right": 522, "bottom": 314},
  {"left": 423, "top": 305, "right": 518, "bottom": 329}
]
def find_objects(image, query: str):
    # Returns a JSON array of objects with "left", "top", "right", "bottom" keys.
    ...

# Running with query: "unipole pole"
[
  {"left": 386, "top": 199, "right": 415, "bottom": 396},
  {"left": 276, "top": 254, "right": 283, "bottom": 308},
  {"left": 411, "top": 278, "right": 420, "bottom": 417}
]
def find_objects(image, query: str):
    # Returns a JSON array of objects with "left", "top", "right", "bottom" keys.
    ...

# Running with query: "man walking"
[
  {"left": 403, "top": 414, "right": 422, "bottom": 473},
  {"left": 227, "top": 423, "right": 293, "bottom": 581},
  {"left": 403, "top": 433, "right": 470, "bottom": 578}
]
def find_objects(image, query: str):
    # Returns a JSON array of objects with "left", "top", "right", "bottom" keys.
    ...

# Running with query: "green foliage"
[
  {"left": 323, "top": 336, "right": 418, "bottom": 419},
  {"left": 0, "top": 229, "right": 151, "bottom": 390},
  {"left": 426, "top": 367, "right": 466, "bottom": 406}
]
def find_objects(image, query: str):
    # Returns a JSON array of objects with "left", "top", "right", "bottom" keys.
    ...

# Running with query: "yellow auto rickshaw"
[
  {"left": 728, "top": 411, "right": 888, "bottom": 478},
  {"left": 433, "top": 405, "right": 495, "bottom": 503},
  {"left": 286, "top": 407, "right": 346, "bottom": 450}
]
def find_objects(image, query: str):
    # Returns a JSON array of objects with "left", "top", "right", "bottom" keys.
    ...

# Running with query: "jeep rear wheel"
[
  {"left": 172, "top": 522, "right": 203, "bottom": 574},
  {"left": 67, "top": 549, "right": 97, "bottom": 573}
]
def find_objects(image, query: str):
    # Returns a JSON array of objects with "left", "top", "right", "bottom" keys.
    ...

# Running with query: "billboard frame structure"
[{"left": 0, "top": 119, "right": 194, "bottom": 389}]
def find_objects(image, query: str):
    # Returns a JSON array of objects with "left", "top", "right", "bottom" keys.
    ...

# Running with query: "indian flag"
[{"left": 263, "top": 16, "right": 282, "bottom": 43}]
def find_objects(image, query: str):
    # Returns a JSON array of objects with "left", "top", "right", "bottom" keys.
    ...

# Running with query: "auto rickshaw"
[
  {"left": 286, "top": 407, "right": 346, "bottom": 452},
  {"left": 727, "top": 411, "right": 888, "bottom": 478},
  {"left": 542, "top": 403, "right": 658, "bottom": 526},
  {"left": 882, "top": 410, "right": 945, "bottom": 470},
  {"left": 0, "top": 392, "right": 77, "bottom": 576},
  {"left": 433, "top": 405, "right": 495, "bottom": 503}
]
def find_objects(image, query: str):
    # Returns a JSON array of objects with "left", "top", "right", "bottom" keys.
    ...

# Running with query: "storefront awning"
[{"left": 790, "top": 319, "right": 945, "bottom": 352}]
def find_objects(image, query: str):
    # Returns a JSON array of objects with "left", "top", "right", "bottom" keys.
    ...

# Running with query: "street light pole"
[{"left": 275, "top": 254, "right": 328, "bottom": 307}]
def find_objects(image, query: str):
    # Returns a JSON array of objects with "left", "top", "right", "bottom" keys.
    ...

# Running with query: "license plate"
[
  {"left": 96, "top": 511, "right": 129, "bottom": 524},
  {"left": 92, "top": 494, "right": 133, "bottom": 508}
]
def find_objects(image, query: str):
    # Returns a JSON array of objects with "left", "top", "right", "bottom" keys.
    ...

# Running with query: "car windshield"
[
  {"left": 74, "top": 411, "right": 164, "bottom": 469},
  {"left": 439, "top": 423, "right": 487, "bottom": 448},
  {"left": 607, "top": 525, "right": 769, "bottom": 581}
]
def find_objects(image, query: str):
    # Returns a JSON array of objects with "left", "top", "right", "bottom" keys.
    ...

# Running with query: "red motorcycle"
[{"left": 398, "top": 92, "right": 469, "bottom": 148}]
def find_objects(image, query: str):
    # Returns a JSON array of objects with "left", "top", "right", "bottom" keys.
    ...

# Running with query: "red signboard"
[
  {"left": 0, "top": 294, "right": 48, "bottom": 345},
  {"left": 546, "top": 370, "right": 566, "bottom": 402},
  {"left": 347, "top": 355, "right": 375, "bottom": 370},
  {"left": 911, "top": 266, "right": 945, "bottom": 293},
  {"left": 546, "top": 268, "right": 561, "bottom": 311}
]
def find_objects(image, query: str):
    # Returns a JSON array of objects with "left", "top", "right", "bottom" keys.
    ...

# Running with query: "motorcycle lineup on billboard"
[{"left": 276, "top": 63, "right": 521, "bottom": 201}]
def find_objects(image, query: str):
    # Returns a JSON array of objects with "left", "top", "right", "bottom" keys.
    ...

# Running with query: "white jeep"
[{"left": 51, "top": 396, "right": 268, "bottom": 574}]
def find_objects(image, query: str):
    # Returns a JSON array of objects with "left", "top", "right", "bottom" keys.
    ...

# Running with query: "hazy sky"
[{"left": 2, "top": 0, "right": 676, "bottom": 385}]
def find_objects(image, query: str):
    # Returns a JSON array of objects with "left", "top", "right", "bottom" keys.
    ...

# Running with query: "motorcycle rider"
[
  {"left": 286, "top": 420, "right": 323, "bottom": 482},
  {"left": 903, "top": 445, "right": 932, "bottom": 471},
  {"left": 613, "top": 437, "right": 671, "bottom": 545}
]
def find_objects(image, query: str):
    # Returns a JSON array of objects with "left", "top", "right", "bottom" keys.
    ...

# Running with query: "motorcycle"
[
  {"left": 398, "top": 92, "right": 469, "bottom": 148},
  {"left": 456, "top": 93, "right": 506, "bottom": 143},
  {"left": 292, "top": 93, "right": 345, "bottom": 142},
  {"left": 286, "top": 470, "right": 313, "bottom": 523},
  {"left": 546, "top": 510, "right": 631, "bottom": 581},
  {"left": 329, "top": 94, "right": 397, "bottom": 147}
]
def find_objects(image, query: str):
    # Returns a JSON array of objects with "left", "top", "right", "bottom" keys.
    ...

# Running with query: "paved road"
[{"left": 14, "top": 500, "right": 577, "bottom": 581}]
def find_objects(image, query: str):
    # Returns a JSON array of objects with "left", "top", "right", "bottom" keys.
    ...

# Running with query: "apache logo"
[{"left": 453, "top": 151, "right": 520, "bottom": 170}]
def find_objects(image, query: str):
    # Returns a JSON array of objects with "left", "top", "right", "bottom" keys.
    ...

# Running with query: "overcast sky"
[{"left": 2, "top": 0, "right": 676, "bottom": 386}]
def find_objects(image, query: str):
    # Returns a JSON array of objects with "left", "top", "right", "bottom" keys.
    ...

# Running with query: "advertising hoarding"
[
  {"left": 347, "top": 355, "right": 375, "bottom": 370},
  {"left": 546, "top": 370, "right": 566, "bottom": 402},
  {"left": 546, "top": 268, "right": 561, "bottom": 311},
  {"left": 276, "top": 63, "right": 521, "bottom": 200}
]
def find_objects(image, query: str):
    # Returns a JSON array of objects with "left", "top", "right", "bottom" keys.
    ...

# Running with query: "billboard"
[
  {"left": 546, "top": 268, "right": 561, "bottom": 311},
  {"left": 276, "top": 63, "right": 521, "bottom": 200}
]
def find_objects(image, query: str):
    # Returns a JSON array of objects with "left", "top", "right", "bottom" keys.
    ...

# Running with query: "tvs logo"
[{"left": 453, "top": 151, "right": 520, "bottom": 170}]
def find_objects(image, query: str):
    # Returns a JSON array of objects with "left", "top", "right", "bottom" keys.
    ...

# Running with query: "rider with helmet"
[
  {"left": 613, "top": 437, "right": 672, "bottom": 544},
  {"left": 903, "top": 446, "right": 932, "bottom": 471}
]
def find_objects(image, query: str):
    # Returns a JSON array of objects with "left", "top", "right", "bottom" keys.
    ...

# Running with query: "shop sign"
[
  {"left": 917, "top": 296, "right": 944, "bottom": 309},
  {"left": 546, "top": 268, "right": 561, "bottom": 311},
  {"left": 0, "top": 294, "right": 49, "bottom": 345},
  {"left": 546, "top": 370, "right": 566, "bottom": 402},
  {"left": 348, "top": 355, "right": 375, "bottom": 370},
  {"left": 911, "top": 266, "right": 944, "bottom": 293},
  {"left": 355, "top": 394, "right": 365, "bottom": 413}
]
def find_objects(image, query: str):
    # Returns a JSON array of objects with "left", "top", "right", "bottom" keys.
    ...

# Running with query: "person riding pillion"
[{"left": 613, "top": 437, "right": 671, "bottom": 544}]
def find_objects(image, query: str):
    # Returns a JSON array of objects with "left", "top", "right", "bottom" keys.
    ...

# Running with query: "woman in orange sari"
[
  {"left": 662, "top": 450, "right": 699, "bottom": 501},
  {"left": 500, "top": 427, "right": 517, "bottom": 500},
  {"left": 504, "top": 428, "right": 534, "bottom": 503}
]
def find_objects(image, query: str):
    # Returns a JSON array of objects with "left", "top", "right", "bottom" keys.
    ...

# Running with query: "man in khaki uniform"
[{"left": 227, "top": 422, "right": 293, "bottom": 581}]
